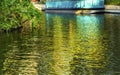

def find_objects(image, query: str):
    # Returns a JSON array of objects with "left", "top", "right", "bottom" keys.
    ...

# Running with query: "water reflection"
[
  {"left": 72, "top": 15, "right": 110, "bottom": 75},
  {"left": 104, "top": 14, "right": 120, "bottom": 75},
  {"left": 0, "top": 13, "right": 120, "bottom": 75},
  {"left": 46, "top": 13, "right": 110, "bottom": 75}
]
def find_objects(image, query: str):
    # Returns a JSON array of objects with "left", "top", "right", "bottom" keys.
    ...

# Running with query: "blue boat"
[{"left": 45, "top": 0, "right": 104, "bottom": 10}]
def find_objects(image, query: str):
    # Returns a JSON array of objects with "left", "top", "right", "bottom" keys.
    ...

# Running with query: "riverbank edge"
[{"left": 45, "top": 5, "right": 120, "bottom": 14}]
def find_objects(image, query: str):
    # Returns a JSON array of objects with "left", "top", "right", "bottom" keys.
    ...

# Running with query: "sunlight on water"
[{"left": 0, "top": 13, "right": 120, "bottom": 75}]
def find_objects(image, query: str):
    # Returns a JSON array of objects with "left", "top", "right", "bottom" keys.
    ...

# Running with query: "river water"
[{"left": 0, "top": 13, "right": 120, "bottom": 75}]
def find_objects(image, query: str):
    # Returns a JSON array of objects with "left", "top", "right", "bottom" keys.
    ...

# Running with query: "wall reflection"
[
  {"left": 46, "top": 13, "right": 111, "bottom": 75},
  {"left": 72, "top": 15, "right": 109, "bottom": 75}
]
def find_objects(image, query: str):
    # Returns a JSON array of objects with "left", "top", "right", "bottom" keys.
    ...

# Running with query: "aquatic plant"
[{"left": 0, "top": 0, "right": 42, "bottom": 32}]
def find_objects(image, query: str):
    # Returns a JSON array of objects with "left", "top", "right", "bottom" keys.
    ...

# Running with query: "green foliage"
[
  {"left": 105, "top": 0, "right": 120, "bottom": 5},
  {"left": 0, "top": 0, "right": 42, "bottom": 31},
  {"left": 39, "top": 0, "right": 46, "bottom": 4}
]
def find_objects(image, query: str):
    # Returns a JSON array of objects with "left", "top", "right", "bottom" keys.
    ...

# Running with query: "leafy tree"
[{"left": 0, "top": 0, "right": 41, "bottom": 31}]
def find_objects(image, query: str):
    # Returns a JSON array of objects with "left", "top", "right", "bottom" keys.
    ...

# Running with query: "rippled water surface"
[{"left": 0, "top": 13, "right": 120, "bottom": 75}]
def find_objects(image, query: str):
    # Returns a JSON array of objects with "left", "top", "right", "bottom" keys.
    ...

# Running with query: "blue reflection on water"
[{"left": 76, "top": 14, "right": 104, "bottom": 39}]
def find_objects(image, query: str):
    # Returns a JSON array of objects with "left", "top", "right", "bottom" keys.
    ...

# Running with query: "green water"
[{"left": 0, "top": 13, "right": 120, "bottom": 75}]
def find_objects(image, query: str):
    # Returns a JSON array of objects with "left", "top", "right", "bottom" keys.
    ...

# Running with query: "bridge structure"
[{"left": 45, "top": 0, "right": 104, "bottom": 10}]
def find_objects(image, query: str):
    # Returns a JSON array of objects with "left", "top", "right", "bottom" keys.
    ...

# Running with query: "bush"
[
  {"left": 0, "top": 0, "right": 42, "bottom": 31},
  {"left": 105, "top": 0, "right": 120, "bottom": 5}
]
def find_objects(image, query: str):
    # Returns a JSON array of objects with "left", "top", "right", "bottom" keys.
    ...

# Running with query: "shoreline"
[{"left": 45, "top": 5, "right": 120, "bottom": 14}]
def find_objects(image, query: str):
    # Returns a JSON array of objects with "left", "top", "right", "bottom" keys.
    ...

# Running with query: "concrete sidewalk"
[
  {"left": 89, "top": 9, "right": 120, "bottom": 14},
  {"left": 105, "top": 5, "right": 120, "bottom": 10}
]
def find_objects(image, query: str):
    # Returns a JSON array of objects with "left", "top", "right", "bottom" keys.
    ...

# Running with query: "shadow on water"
[{"left": 0, "top": 13, "right": 120, "bottom": 75}]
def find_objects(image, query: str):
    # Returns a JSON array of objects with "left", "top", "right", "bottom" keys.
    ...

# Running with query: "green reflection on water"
[{"left": 0, "top": 13, "right": 120, "bottom": 75}]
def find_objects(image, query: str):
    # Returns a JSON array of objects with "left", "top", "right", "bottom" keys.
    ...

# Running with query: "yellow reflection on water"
[
  {"left": 3, "top": 48, "right": 39, "bottom": 75},
  {"left": 47, "top": 14, "right": 109, "bottom": 75},
  {"left": 2, "top": 36, "right": 41, "bottom": 75},
  {"left": 71, "top": 15, "right": 109, "bottom": 75},
  {"left": 52, "top": 16, "right": 72, "bottom": 75}
]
